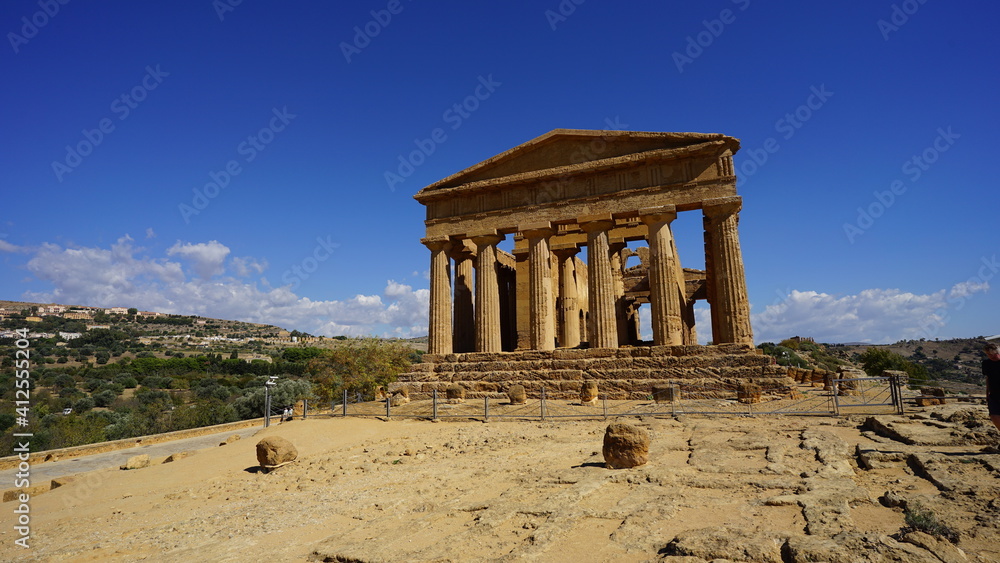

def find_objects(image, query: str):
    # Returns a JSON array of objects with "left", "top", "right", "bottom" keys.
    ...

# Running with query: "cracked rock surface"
[{"left": 4, "top": 404, "right": 998, "bottom": 562}]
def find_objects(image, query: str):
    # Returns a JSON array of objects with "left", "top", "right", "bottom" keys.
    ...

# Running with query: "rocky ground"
[{"left": 1, "top": 404, "right": 998, "bottom": 562}]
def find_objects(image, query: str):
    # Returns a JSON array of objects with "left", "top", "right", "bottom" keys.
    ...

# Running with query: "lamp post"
[{"left": 264, "top": 375, "right": 278, "bottom": 427}]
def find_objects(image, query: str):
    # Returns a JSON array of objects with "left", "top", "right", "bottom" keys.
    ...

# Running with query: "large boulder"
[
  {"left": 602, "top": 422, "right": 649, "bottom": 469},
  {"left": 256, "top": 436, "right": 298, "bottom": 469}
]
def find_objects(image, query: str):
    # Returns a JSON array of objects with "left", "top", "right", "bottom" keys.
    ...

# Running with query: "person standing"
[{"left": 984, "top": 342, "right": 1000, "bottom": 433}]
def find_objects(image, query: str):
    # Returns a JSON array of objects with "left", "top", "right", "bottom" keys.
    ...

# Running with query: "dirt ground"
[{"left": 1, "top": 405, "right": 999, "bottom": 562}]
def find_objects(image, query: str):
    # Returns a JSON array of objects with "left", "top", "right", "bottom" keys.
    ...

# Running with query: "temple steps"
[{"left": 391, "top": 344, "right": 793, "bottom": 400}]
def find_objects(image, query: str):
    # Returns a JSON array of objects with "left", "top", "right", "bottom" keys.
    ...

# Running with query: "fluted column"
[
  {"left": 471, "top": 232, "right": 504, "bottom": 352},
  {"left": 521, "top": 223, "right": 555, "bottom": 351},
  {"left": 703, "top": 197, "right": 753, "bottom": 344},
  {"left": 552, "top": 246, "right": 580, "bottom": 348},
  {"left": 609, "top": 240, "right": 628, "bottom": 347},
  {"left": 450, "top": 239, "right": 476, "bottom": 353},
  {"left": 640, "top": 205, "right": 683, "bottom": 346},
  {"left": 422, "top": 237, "right": 452, "bottom": 354},
  {"left": 580, "top": 217, "right": 618, "bottom": 348}
]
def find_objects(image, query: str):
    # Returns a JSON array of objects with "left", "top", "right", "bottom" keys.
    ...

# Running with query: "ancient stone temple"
[{"left": 395, "top": 129, "right": 789, "bottom": 400}]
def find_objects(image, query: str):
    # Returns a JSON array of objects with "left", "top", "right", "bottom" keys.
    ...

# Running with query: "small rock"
[
  {"left": 507, "top": 384, "right": 526, "bottom": 405},
  {"left": 121, "top": 455, "right": 150, "bottom": 470},
  {"left": 880, "top": 490, "right": 907, "bottom": 508}
]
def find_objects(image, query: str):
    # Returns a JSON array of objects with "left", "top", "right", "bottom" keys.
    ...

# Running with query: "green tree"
[
  {"left": 859, "top": 347, "right": 929, "bottom": 384},
  {"left": 306, "top": 338, "right": 414, "bottom": 402}
]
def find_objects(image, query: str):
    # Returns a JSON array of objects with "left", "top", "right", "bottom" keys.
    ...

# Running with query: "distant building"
[
  {"left": 39, "top": 305, "right": 66, "bottom": 314},
  {"left": 59, "top": 331, "right": 82, "bottom": 340},
  {"left": 789, "top": 336, "right": 815, "bottom": 344},
  {"left": 106, "top": 307, "right": 129, "bottom": 315},
  {"left": 137, "top": 311, "right": 161, "bottom": 318},
  {"left": 86, "top": 324, "right": 111, "bottom": 330},
  {"left": 25, "top": 316, "right": 43, "bottom": 323},
  {"left": 63, "top": 310, "right": 93, "bottom": 320}
]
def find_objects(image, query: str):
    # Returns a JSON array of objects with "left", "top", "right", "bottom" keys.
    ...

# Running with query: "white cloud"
[
  {"left": 750, "top": 283, "right": 989, "bottom": 344},
  {"left": 166, "top": 240, "right": 230, "bottom": 279},
  {"left": 145, "top": 227, "right": 156, "bottom": 239},
  {"left": 0, "top": 239, "right": 25, "bottom": 253},
  {"left": 20, "top": 236, "right": 429, "bottom": 338},
  {"left": 232, "top": 256, "right": 268, "bottom": 277}
]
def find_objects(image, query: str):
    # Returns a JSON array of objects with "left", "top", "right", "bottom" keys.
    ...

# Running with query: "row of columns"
[{"left": 423, "top": 197, "right": 752, "bottom": 354}]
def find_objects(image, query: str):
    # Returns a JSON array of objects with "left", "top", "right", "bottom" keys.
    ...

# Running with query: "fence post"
[
  {"left": 832, "top": 382, "right": 841, "bottom": 416},
  {"left": 541, "top": 387, "right": 547, "bottom": 421},
  {"left": 303, "top": 399, "right": 308, "bottom": 419},
  {"left": 386, "top": 393, "right": 391, "bottom": 418},
  {"left": 894, "top": 375, "right": 905, "bottom": 414},
  {"left": 432, "top": 389, "right": 438, "bottom": 421},
  {"left": 343, "top": 389, "right": 348, "bottom": 417},
  {"left": 484, "top": 396, "right": 489, "bottom": 422}
]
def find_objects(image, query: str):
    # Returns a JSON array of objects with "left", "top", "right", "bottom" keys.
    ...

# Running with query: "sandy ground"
[{"left": 1, "top": 408, "right": 998, "bottom": 562}]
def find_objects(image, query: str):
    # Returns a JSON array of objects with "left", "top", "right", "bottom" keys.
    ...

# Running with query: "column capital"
[
  {"left": 421, "top": 236, "right": 452, "bottom": 252},
  {"left": 579, "top": 214, "right": 615, "bottom": 233},
  {"left": 703, "top": 196, "right": 742, "bottom": 218},
  {"left": 519, "top": 221, "right": 555, "bottom": 239},
  {"left": 639, "top": 204, "right": 678, "bottom": 225},
  {"left": 470, "top": 231, "right": 504, "bottom": 247},
  {"left": 551, "top": 243, "right": 580, "bottom": 258},
  {"left": 448, "top": 238, "right": 477, "bottom": 260}
]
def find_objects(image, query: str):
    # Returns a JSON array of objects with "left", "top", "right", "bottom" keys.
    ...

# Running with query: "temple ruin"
[{"left": 394, "top": 129, "right": 790, "bottom": 399}]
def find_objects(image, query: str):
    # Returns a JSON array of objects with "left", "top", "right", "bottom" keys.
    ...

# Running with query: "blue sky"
[{"left": 1, "top": 0, "right": 996, "bottom": 344}]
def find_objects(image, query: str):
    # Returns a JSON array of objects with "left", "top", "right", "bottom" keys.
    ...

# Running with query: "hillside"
[{"left": 0, "top": 300, "right": 423, "bottom": 456}]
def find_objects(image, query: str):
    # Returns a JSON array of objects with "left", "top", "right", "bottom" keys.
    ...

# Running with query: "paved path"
[{"left": 2, "top": 423, "right": 269, "bottom": 484}]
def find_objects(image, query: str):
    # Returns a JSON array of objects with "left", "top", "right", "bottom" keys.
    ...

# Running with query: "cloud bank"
[
  {"left": 21, "top": 236, "right": 428, "bottom": 338},
  {"left": 11, "top": 235, "right": 990, "bottom": 344}
]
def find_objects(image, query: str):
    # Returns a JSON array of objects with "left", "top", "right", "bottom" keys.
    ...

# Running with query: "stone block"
[
  {"left": 603, "top": 422, "right": 650, "bottom": 469},
  {"left": 507, "top": 384, "right": 526, "bottom": 404}
]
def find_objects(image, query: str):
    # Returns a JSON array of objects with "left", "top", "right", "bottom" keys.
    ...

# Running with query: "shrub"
[{"left": 903, "top": 502, "right": 958, "bottom": 543}]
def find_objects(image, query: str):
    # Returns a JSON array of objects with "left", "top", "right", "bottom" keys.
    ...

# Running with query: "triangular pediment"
[{"left": 415, "top": 129, "right": 739, "bottom": 199}]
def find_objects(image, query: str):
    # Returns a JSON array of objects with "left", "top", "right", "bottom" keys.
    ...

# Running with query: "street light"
[{"left": 264, "top": 375, "right": 278, "bottom": 427}]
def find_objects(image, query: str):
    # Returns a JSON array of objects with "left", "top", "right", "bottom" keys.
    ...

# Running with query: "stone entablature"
[{"left": 415, "top": 129, "right": 753, "bottom": 354}]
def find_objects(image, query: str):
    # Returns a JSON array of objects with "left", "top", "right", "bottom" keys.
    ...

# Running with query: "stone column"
[
  {"left": 609, "top": 240, "right": 628, "bottom": 347},
  {"left": 580, "top": 216, "right": 618, "bottom": 349},
  {"left": 450, "top": 239, "right": 476, "bottom": 353},
  {"left": 640, "top": 206, "right": 683, "bottom": 346},
  {"left": 552, "top": 246, "right": 580, "bottom": 348},
  {"left": 471, "top": 232, "right": 504, "bottom": 353},
  {"left": 521, "top": 223, "right": 556, "bottom": 351},
  {"left": 422, "top": 237, "right": 452, "bottom": 355},
  {"left": 703, "top": 197, "right": 753, "bottom": 344}
]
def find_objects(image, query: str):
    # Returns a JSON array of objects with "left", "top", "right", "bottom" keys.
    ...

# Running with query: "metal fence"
[{"left": 320, "top": 377, "right": 912, "bottom": 422}]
